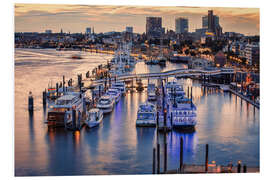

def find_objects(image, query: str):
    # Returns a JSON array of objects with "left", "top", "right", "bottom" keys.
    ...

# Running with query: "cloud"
[{"left": 14, "top": 4, "right": 260, "bottom": 35}]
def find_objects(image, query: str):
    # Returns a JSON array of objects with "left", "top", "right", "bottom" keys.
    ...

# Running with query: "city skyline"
[{"left": 15, "top": 4, "right": 259, "bottom": 35}]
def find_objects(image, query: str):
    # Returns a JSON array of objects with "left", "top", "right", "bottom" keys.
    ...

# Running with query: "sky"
[{"left": 14, "top": 4, "right": 260, "bottom": 35}]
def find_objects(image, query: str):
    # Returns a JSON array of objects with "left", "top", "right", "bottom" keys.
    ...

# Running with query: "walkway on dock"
[{"left": 229, "top": 88, "right": 260, "bottom": 108}]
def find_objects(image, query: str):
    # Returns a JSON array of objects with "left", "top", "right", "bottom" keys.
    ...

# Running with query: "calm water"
[{"left": 15, "top": 48, "right": 259, "bottom": 176}]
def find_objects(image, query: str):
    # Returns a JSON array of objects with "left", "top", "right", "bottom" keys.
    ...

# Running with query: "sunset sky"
[{"left": 14, "top": 4, "right": 260, "bottom": 35}]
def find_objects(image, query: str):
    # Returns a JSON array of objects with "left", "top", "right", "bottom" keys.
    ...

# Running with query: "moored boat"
[
  {"left": 136, "top": 102, "right": 157, "bottom": 127},
  {"left": 47, "top": 92, "right": 84, "bottom": 127},
  {"left": 96, "top": 95, "right": 114, "bottom": 113},
  {"left": 85, "top": 108, "right": 103, "bottom": 128},
  {"left": 165, "top": 80, "right": 197, "bottom": 130},
  {"left": 112, "top": 81, "right": 126, "bottom": 95},
  {"left": 106, "top": 88, "right": 121, "bottom": 103},
  {"left": 147, "top": 83, "right": 156, "bottom": 101},
  {"left": 169, "top": 96, "right": 197, "bottom": 130}
]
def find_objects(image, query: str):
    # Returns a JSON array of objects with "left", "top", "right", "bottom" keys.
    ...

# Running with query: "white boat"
[
  {"left": 112, "top": 81, "right": 126, "bottom": 95},
  {"left": 168, "top": 96, "right": 197, "bottom": 129},
  {"left": 136, "top": 102, "right": 157, "bottom": 127},
  {"left": 165, "top": 78, "right": 179, "bottom": 89},
  {"left": 85, "top": 108, "right": 103, "bottom": 128},
  {"left": 47, "top": 92, "right": 84, "bottom": 127},
  {"left": 96, "top": 95, "right": 115, "bottom": 113},
  {"left": 147, "top": 83, "right": 156, "bottom": 101},
  {"left": 106, "top": 88, "right": 121, "bottom": 103},
  {"left": 165, "top": 80, "right": 197, "bottom": 130}
]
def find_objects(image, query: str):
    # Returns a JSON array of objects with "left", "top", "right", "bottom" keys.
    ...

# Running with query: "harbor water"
[{"left": 15, "top": 48, "right": 259, "bottom": 176}]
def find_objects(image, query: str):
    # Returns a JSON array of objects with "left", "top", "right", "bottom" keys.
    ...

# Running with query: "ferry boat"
[
  {"left": 47, "top": 92, "right": 83, "bottom": 127},
  {"left": 165, "top": 80, "right": 197, "bottom": 130},
  {"left": 111, "top": 81, "right": 126, "bottom": 95},
  {"left": 147, "top": 83, "right": 156, "bottom": 101},
  {"left": 85, "top": 108, "right": 103, "bottom": 128},
  {"left": 106, "top": 88, "right": 121, "bottom": 103},
  {"left": 96, "top": 95, "right": 115, "bottom": 113},
  {"left": 166, "top": 83, "right": 185, "bottom": 101},
  {"left": 168, "top": 96, "right": 197, "bottom": 130},
  {"left": 136, "top": 102, "right": 157, "bottom": 127}
]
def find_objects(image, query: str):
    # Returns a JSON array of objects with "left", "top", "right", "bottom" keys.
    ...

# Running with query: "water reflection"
[
  {"left": 28, "top": 111, "right": 35, "bottom": 142},
  {"left": 168, "top": 131, "right": 197, "bottom": 162},
  {"left": 15, "top": 49, "right": 259, "bottom": 176}
]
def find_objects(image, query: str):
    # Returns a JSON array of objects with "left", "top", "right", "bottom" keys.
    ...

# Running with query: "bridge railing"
[{"left": 88, "top": 68, "right": 236, "bottom": 84}]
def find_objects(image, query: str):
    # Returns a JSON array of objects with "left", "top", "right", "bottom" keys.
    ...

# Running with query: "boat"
[
  {"left": 136, "top": 102, "right": 157, "bottom": 127},
  {"left": 106, "top": 88, "right": 121, "bottom": 103},
  {"left": 147, "top": 83, "right": 156, "bottom": 101},
  {"left": 92, "top": 84, "right": 105, "bottom": 97},
  {"left": 165, "top": 81, "right": 185, "bottom": 101},
  {"left": 96, "top": 95, "right": 115, "bottom": 113},
  {"left": 110, "top": 43, "right": 136, "bottom": 75},
  {"left": 111, "top": 81, "right": 126, "bottom": 95},
  {"left": 46, "top": 80, "right": 75, "bottom": 100},
  {"left": 85, "top": 108, "right": 103, "bottom": 128},
  {"left": 47, "top": 92, "right": 84, "bottom": 127},
  {"left": 165, "top": 80, "right": 197, "bottom": 130},
  {"left": 169, "top": 96, "right": 197, "bottom": 130},
  {"left": 71, "top": 53, "right": 82, "bottom": 59}
]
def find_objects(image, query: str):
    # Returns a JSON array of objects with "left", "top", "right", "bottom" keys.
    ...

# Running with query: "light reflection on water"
[{"left": 15, "top": 49, "right": 259, "bottom": 176}]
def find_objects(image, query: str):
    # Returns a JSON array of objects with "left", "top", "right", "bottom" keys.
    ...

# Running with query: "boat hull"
[
  {"left": 148, "top": 96, "right": 156, "bottom": 101},
  {"left": 136, "top": 120, "right": 156, "bottom": 127},
  {"left": 86, "top": 119, "right": 102, "bottom": 128},
  {"left": 98, "top": 106, "right": 113, "bottom": 113},
  {"left": 172, "top": 124, "right": 196, "bottom": 132}
]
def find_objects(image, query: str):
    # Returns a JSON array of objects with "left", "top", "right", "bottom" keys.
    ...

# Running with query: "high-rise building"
[
  {"left": 126, "top": 26, "right": 133, "bottom": 33},
  {"left": 175, "top": 17, "right": 189, "bottom": 34},
  {"left": 245, "top": 43, "right": 259, "bottom": 65},
  {"left": 86, "top": 27, "right": 91, "bottom": 35},
  {"left": 202, "top": 14, "right": 219, "bottom": 30},
  {"left": 202, "top": 10, "right": 222, "bottom": 37},
  {"left": 146, "top": 17, "right": 162, "bottom": 38},
  {"left": 202, "top": 16, "right": 208, "bottom": 29},
  {"left": 208, "top": 10, "right": 215, "bottom": 32}
]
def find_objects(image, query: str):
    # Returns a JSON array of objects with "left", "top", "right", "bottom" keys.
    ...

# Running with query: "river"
[{"left": 15, "top": 48, "right": 259, "bottom": 176}]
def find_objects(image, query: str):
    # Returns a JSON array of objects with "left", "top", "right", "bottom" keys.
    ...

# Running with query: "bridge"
[{"left": 83, "top": 68, "right": 236, "bottom": 84}]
